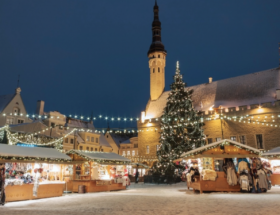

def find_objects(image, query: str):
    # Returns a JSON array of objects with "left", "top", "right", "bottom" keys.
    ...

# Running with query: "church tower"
[{"left": 148, "top": 1, "right": 167, "bottom": 101}]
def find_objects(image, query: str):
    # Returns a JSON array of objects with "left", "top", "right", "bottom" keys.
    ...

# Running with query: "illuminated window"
[
  {"left": 123, "top": 151, "right": 126, "bottom": 156},
  {"left": 156, "top": 145, "right": 160, "bottom": 151},
  {"left": 6, "top": 118, "right": 14, "bottom": 125},
  {"left": 127, "top": 151, "right": 130, "bottom": 156},
  {"left": 230, "top": 136, "right": 237, "bottom": 141},
  {"left": 216, "top": 137, "right": 221, "bottom": 142},
  {"left": 86, "top": 136, "right": 90, "bottom": 142},
  {"left": 132, "top": 150, "right": 135, "bottom": 156},
  {"left": 146, "top": 145, "right": 150, "bottom": 154}
]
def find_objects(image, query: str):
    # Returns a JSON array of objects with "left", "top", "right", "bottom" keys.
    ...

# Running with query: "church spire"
[{"left": 148, "top": 1, "right": 166, "bottom": 56}]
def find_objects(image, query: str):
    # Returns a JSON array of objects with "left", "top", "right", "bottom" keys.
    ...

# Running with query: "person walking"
[{"left": 135, "top": 169, "right": 139, "bottom": 184}]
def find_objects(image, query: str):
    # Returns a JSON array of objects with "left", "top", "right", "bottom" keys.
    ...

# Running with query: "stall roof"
[
  {"left": 67, "top": 150, "right": 131, "bottom": 162},
  {"left": 181, "top": 139, "right": 261, "bottom": 159},
  {"left": 131, "top": 163, "right": 150, "bottom": 169},
  {"left": 0, "top": 144, "right": 71, "bottom": 161},
  {"left": 261, "top": 147, "right": 280, "bottom": 159}
]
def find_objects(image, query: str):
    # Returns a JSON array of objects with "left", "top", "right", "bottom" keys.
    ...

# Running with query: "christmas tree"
[{"left": 155, "top": 61, "right": 205, "bottom": 176}]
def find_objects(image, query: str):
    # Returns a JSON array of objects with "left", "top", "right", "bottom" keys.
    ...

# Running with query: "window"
[
  {"left": 100, "top": 149, "right": 103, "bottom": 152},
  {"left": 65, "top": 138, "right": 69, "bottom": 143},
  {"left": 239, "top": 136, "right": 246, "bottom": 144},
  {"left": 256, "top": 134, "right": 264, "bottom": 149},
  {"left": 127, "top": 151, "right": 130, "bottom": 156},
  {"left": 70, "top": 139, "right": 74, "bottom": 144},
  {"left": 96, "top": 138, "right": 98, "bottom": 143},
  {"left": 106, "top": 135, "right": 108, "bottom": 138},
  {"left": 132, "top": 150, "right": 135, "bottom": 156},
  {"left": 158, "top": 68, "right": 160, "bottom": 73},
  {"left": 18, "top": 119, "right": 24, "bottom": 124},
  {"left": 230, "top": 136, "right": 237, "bottom": 141},
  {"left": 51, "top": 123, "right": 55, "bottom": 128},
  {"left": 207, "top": 138, "right": 213, "bottom": 144},
  {"left": 86, "top": 136, "right": 90, "bottom": 142},
  {"left": 91, "top": 147, "right": 93, "bottom": 151},
  {"left": 153, "top": 68, "right": 155, "bottom": 73},
  {"left": 216, "top": 137, "right": 221, "bottom": 142},
  {"left": 134, "top": 144, "right": 138, "bottom": 148},
  {"left": 6, "top": 118, "right": 14, "bottom": 125},
  {"left": 79, "top": 146, "right": 83, "bottom": 150},
  {"left": 158, "top": 55, "right": 160, "bottom": 58},
  {"left": 122, "top": 151, "right": 126, "bottom": 156},
  {"left": 127, "top": 146, "right": 130, "bottom": 149},
  {"left": 59, "top": 125, "right": 63, "bottom": 130},
  {"left": 86, "top": 147, "right": 89, "bottom": 151},
  {"left": 146, "top": 145, "right": 150, "bottom": 154},
  {"left": 156, "top": 145, "right": 160, "bottom": 151},
  {"left": 95, "top": 148, "right": 97, "bottom": 151},
  {"left": 91, "top": 137, "right": 94, "bottom": 142},
  {"left": 13, "top": 107, "right": 20, "bottom": 115}
]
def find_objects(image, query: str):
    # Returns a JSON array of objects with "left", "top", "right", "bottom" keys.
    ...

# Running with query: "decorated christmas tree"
[{"left": 155, "top": 61, "right": 205, "bottom": 176}]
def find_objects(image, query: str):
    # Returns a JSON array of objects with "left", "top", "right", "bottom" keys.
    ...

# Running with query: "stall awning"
[
  {"left": 180, "top": 139, "right": 261, "bottom": 159},
  {"left": 261, "top": 147, "right": 280, "bottom": 159},
  {"left": 67, "top": 150, "right": 131, "bottom": 164},
  {"left": 0, "top": 144, "right": 71, "bottom": 163}
]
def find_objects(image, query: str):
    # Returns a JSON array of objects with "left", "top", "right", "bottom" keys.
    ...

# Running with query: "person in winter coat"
[{"left": 135, "top": 170, "right": 139, "bottom": 184}]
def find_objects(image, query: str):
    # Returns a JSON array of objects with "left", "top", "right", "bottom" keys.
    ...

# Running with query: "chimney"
[
  {"left": 36, "top": 100, "right": 45, "bottom": 116},
  {"left": 209, "top": 77, "right": 213, "bottom": 84},
  {"left": 276, "top": 89, "right": 280, "bottom": 100}
]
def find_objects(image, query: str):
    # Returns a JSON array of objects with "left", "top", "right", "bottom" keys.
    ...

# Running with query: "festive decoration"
[{"left": 154, "top": 61, "right": 205, "bottom": 175}]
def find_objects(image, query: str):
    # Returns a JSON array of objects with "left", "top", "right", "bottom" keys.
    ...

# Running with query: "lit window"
[
  {"left": 86, "top": 136, "right": 90, "bottom": 142},
  {"left": 156, "top": 145, "right": 160, "bottom": 151},
  {"left": 132, "top": 150, "right": 135, "bottom": 156},
  {"left": 123, "top": 151, "right": 126, "bottom": 156},
  {"left": 230, "top": 136, "right": 237, "bottom": 141},
  {"left": 216, "top": 137, "right": 221, "bottom": 142},
  {"left": 127, "top": 151, "right": 130, "bottom": 156},
  {"left": 6, "top": 118, "right": 14, "bottom": 125},
  {"left": 146, "top": 145, "right": 150, "bottom": 154}
]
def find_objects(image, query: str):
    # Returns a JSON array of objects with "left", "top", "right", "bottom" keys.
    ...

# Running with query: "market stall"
[
  {"left": 261, "top": 147, "right": 280, "bottom": 186},
  {"left": 66, "top": 150, "right": 131, "bottom": 193},
  {"left": 0, "top": 144, "right": 71, "bottom": 202},
  {"left": 180, "top": 139, "right": 267, "bottom": 194},
  {"left": 129, "top": 163, "right": 150, "bottom": 182}
]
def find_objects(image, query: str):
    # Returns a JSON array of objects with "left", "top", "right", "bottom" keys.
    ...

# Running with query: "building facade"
[{"left": 137, "top": 2, "right": 280, "bottom": 166}]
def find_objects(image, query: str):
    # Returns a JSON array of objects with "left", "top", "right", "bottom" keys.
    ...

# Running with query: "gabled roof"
[
  {"left": 181, "top": 139, "right": 261, "bottom": 159},
  {"left": 108, "top": 133, "right": 136, "bottom": 147},
  {"left": 67, "top": 150, "right": 130, "bottom": 164},
  {"left": 145, "top": 67, "right": 280, "bottom": 118},
  {"left": 262, "top": 147, "right": 280, "bottom": 159},
  {"left": 0, "top": 144, "right": 71, "bottom": 162},
  {"left": 0, "top": 94, "right": 15, "bottom": 113},
  {"left": 65, "top": 118, "right": 95, "bottom": 130}
]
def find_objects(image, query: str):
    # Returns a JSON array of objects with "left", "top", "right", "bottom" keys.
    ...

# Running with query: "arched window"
[
  {"left": 153, "top": 68, "right": 155, "bottom": 73},
  {"left": 158, "top": 68, "right": 160, "bottom": 73}
]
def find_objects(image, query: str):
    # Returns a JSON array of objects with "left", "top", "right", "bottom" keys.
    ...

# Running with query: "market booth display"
[
  {"left": 130, "top": 163, "right": 150, "bottom": 183},
  {"left": 66, "top": 150, "right": 131, "bottom": 193},
  {"left": 261, "top": 147, "right": 280, "bottom": 186},
  {"left": 180, "top": 139, "right": 271, "bottom": 194},
  {"left": 0, "top": 144, "right": 71, "bottom": 202}
]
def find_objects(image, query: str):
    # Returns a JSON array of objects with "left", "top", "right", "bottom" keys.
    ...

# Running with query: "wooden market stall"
[
  {"left": 261, "top": 147, "right": 280, "bottom": 186},
  {"left": 181, "top": 139, "right": 261, "bottom": 194},
  {"left": 130, "top": 163, "right": 150, "bottom": 182},
  {"left": 66, "top": 150, "right": 131, "bottom": 193},
  {"left": 0, "top": 144, "right": 71, "bottom": 202}
]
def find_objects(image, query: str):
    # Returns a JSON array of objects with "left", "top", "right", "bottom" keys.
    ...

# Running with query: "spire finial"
[
  {"left": 155, "top": 0, "right": 158, "bottom": 6},
  {"left": 17, "top": 74, "right": 20, "bottom": 88},
  {"left": 176, "top": 61, "right": 180, "bottom": 70}
]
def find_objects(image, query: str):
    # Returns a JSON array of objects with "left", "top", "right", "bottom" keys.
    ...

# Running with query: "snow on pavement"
[{"left": 1, "top": 182, "right": 280, "bottom": 215}]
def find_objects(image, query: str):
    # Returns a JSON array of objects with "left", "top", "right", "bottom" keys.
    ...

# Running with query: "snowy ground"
[{"left": 1, "top": 182, "right": 280, "bottom": 215}]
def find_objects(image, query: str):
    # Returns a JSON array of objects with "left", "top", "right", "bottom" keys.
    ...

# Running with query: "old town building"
[{"left": 137, "top": 2, "right": 280, "bottom": 166}]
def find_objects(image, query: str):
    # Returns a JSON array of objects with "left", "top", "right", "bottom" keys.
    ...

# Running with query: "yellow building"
[{"left": 137, "top": 2, "right": 280, "bottom": 166}]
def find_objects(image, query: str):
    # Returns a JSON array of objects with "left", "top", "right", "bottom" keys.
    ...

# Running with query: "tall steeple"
[
  {"left": 148, "top": 0, "right": 166, "bottom": 55},
  {"left": 148, "top": 1, "right": 167, "bottom": 101}
]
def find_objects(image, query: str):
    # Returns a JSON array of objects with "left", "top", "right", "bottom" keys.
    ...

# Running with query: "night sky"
[{"left": 1, "top": 0, "right": 280, "bottom": 128}]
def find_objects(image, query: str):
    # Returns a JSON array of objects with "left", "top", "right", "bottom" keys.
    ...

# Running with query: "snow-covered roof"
[
  {"left": 262, "top": 147, "right": 280, "bottom": 156},
  {"left": 145, "top": 67, "right": 280, "bottom": 119},
  {"left": 121, "top": 139, "right": 131, "bottom": 144},
  {"left": 181, "top": 139, "right": 261, "bottom": 159},
  {"left": 65, "top": 118, "right": 95, "bottom": 130},
  {"left": 0, "top": 94, "right": 14, "bottom": 113},
  {"left": 0, "top": 144, "right": 71, "bottom": 161},
  {"left": 109, "top": 133, "right": 133, "bottom": 147},
  {"left": 67, "top": 150, "right": 130, "bottom": 163}
]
